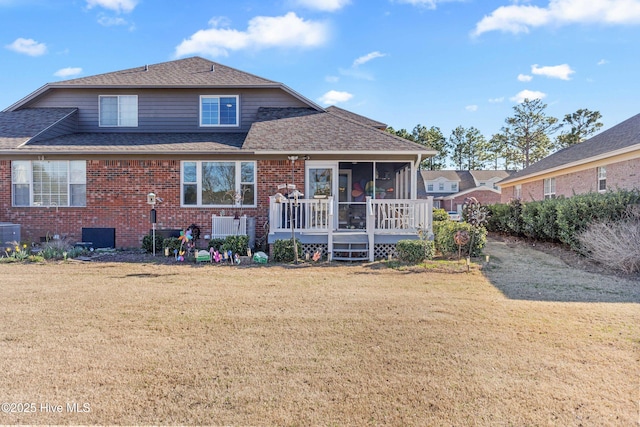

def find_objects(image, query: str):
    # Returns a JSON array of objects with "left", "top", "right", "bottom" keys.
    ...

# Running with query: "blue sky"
[{"left": 1, "top": 0, "right": 639, "bottom": 139}]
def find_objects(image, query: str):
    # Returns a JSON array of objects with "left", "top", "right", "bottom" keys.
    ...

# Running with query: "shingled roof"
[
  {"left": 325, "top": 106, "right": 387, "bottom": 129},
  {"left": 5, "top": 57, "right": 322, "bottom": 112},
  {"left": 243, "top": 109, "right": 434, "bottom": 154},
  {"left": 501, "top": 113, "right": 640, "bottom": 185},
  {"left": 0, "top": 108, "right": 77, "bottom": 149},
  {"left": 15, "top": 132, "right": 247, "bottom": 154}
]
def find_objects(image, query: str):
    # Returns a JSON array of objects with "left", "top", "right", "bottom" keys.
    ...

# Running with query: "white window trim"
[
  {"left": 181, "top": 160, "right": 256, "bottom": 207},
  {"left": 597, "top": 166, "right": 607, "bottom": 192},
  {"left": 199, "top": 95, "right": 240, "bottom": 127},
  {"left": 543, "top": 177, "right": 556, "bottom": 199},
  {"left": 12, "top": 160, "right": 86, "bottom": 207},
  {"left": 98, "top": 95, "right": 138, "bottom": 127}
]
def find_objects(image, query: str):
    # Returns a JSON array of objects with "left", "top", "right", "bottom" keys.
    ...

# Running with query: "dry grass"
[{"left": 0, "top": 253, "right": 638, "bottom": 425}]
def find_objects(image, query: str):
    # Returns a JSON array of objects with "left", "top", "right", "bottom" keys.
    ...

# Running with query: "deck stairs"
[{"left": 331, "top": 232, "right": 369, "bottom": 262}]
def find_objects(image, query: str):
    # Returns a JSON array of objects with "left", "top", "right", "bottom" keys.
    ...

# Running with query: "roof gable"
[
  {"left": 0, "top": 108, "right": 77, "bottom": 149},
  {"left": 53, "top": 57, "right": 278, "bottom": 88},
  {"left": 5, "top": 57, "right": 323, "bottom": 112}
]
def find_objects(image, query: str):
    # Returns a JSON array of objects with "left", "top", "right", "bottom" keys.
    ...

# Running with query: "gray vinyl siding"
[{"left": 27, "top": 88, "right": 310, "bottom": 133}]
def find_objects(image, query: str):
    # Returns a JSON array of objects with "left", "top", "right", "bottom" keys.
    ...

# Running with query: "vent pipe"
[
  {"left": 211, "top": 64, "right": 215, "bottom": 72},
  {"left": 144, "top": 64, "right": 148, "bottom": 71}
]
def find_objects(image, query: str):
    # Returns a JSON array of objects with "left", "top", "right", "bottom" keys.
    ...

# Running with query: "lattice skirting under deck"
[{"left": 300, "top": 243, "right": 398, "bottom": 261}]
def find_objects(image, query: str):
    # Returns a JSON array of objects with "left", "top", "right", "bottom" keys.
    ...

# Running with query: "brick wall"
[
  {"left": 0, "top": 159, "right": 307, "bottom": 248},
  {"left": 500, "top": 157, "right": 640, "bottom": 203}
]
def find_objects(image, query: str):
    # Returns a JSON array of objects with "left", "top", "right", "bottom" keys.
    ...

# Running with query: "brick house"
[
  {"left": 499, "top": 113, "right": 640, "bottom": 202},
  {"left": 0, "top": 57, "right": 435, "bottom": 261},
  {"left": 418, "top": 170, "right": 511, "bottom": 213}
]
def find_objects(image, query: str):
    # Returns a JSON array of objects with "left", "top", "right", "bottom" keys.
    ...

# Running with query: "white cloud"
[
  {"left": 86, "top": 0, "right": 138, "bottom": 13},
  {"left": 97, "top": 15, "right": 127, "bottom": 26},
  {"left": 5, "top": 38, "right": 47, "bottom": 56},
  {"left": 318, "top": 90, "right": 353, "bottom": 105},
  {"left": 54, "top": 67, "right": 83, "bottom": 78},
  {"left": 293, "top": 0, "right": 350, "bottom": 11},
  {"left": 352, "top": 51, "right": 386, "bottom": 67},
  {"left": 473, "top": 0, "right": 640, "bottom": 36},
  {"left": 488, "top": 97, "right": 505, "bottom": 103},
  {"left": 531, "top": 63, "right": 574, "bottom": 80},
  {"left": 517, "top": 73, "right": 533, "bottom": 82},
  {"left": 510, "top": 89, "right": 546, "bottom": 103},
  {"left": 597, "top": 59, "right": 608, "bottom": 65},
  {"left": 395, "top": 0, "right": 464, "bottom": 9},
  {"left": 465, "top": 105, "right": 479, "bottom": 112},
  {"left": 175, "top": 12, "right": 329, "bottom": 58}
]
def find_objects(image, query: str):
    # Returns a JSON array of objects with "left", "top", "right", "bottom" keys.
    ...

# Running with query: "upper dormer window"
[
  {"left": 99, "top": 95, "right": 138, "bottom": 127},
  {"left": 200, "top": 95, "right": 239, "bottom": 127}
]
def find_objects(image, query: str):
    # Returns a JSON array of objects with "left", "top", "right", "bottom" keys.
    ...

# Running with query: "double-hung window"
[
  {"left": 597, "top": 166, "right": 607, "bottom": 191},
  {"left": 543, "top": 177, "right": 556, "bottom": 199},
  {"left": 451, "top": 183, "right": 458, "bottom": 192},
  {"left": 200, "top": 95, "right": 239, "bottom": 126},
  {"left": 182, "top": 161, "right": 255, "bottom": 207},
  {"left": 427, "top": 184, "right": 434, "bottom": 192},
  {"left": 99, "top": 95, "right": 138, "bottom": 127},
  {"left": 12, "top": 160, "right": 86, "bottom": 207}
]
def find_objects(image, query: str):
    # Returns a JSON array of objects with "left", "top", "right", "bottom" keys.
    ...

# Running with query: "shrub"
[
  {"left": 433, "top": 220, "right": 486, "bottom": 258},
  {"left": 142, "top": 233, "right": 164, "bottom": 253},
  {"left": 162, "top": 237, "right": 182, "bottom": 253},
  {"left": 272, "top": 238, "right": 302, "bottom": 263},
  {"left": 486, "top": 203, "right": 511, "bottom": 233},
  {"left": 207, "top": 238, "right": 226, "bottom": 252},
  {"left": 396, "top": 239, "right": 435, "bottom": 263},
  {"left": 207, "top": 235, "right": 249, "bottom": 255},
  {"left": 521, "top": 199, "right": 561, "bottom": 241},
  {"left": 221, "top": 235, "right": 249, "bottom": 255},
  {"left": 432, "top": 208, "right": 449, "bottom": 222},
  {"left": 556, "top": 190, "right": 640, "bottom": 251},
  {"left": 577, "top": 206, "right": 640, "bottom": 274}
]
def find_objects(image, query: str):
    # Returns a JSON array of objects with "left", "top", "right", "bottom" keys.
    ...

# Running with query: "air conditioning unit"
[{"left": 0, "top": 223, "right": 21, "bottom": 245}]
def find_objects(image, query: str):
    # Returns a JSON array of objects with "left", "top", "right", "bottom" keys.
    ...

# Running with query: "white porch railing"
[
  {"left": 268, "top": 196, "right": 433, "bottom": 235},
  {"left": 268, "top": 196, "right": 333, "bottom": 233},
  {"left": 370, "top": 198, "right": 433, "bottom": 234}
]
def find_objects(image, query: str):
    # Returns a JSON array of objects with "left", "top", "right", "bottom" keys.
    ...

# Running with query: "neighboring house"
[
  {"left": 0, "top": 57, "right": 435, "bottom": 261},
  {"left": 499, "top": 113, "right": 640, "bottom": 203},
  {"left": 418, "top": 170, "right": 512, "bottom": 212}
]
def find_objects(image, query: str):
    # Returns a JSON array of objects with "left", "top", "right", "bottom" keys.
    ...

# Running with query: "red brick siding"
[
  {"left": 500, "top": 157, "right": 640, "bottom": 203},
  {"left": 0, "top": 159, "right": 307, "bottom": 248},
  {"left": 443, "top": 189, "right": 503, "bottom": 212}
]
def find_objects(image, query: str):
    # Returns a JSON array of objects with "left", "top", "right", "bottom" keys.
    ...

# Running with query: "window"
[
  {"left": 514, "top": 184, "right": 522, "bottom": 199},
  {"left": 99, "top": 95, "right": 138, "bottom": 127},
  {"left": 451, "top": 183, "right": 458, "bottom": 192},
  {"left": 543, "top": 178, "right": 556, "bottom": 199},
  {"left": 427, "top": 183, "right": 434, "bottom": 192},
  {"left": 597, "top": 166, "right": 607, "bottom": 191},
  {"left": 438, "top": 182, "right": 444, "bottom": 191},
  {"left": 200, "top": 95, "right": 239, "bottom": 126},
  {"left": 12, "top": 160, "right": 86, "bottom": 207},
  {"left": 182, "top": 161, "right": 255, "bottom": 207}
]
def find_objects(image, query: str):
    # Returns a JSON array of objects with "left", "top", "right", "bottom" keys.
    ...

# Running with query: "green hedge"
[
  {"left": 272, "top": 238, "right": 302, "bottom": 263},
  {"left": 433, "top": 220, "right": 486, "bottom": 257},
  {"left": 207, "top": 235, "right": 249, "bottom": 256},
  {"left": 396, "top": 239, "right": 435, "bottom": 263},
  {"left": 432, "top": 208, "right": 449, "bottom": 222},
  {"left": 486, "top": 190, "right": 640, "bottom": 250}
]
